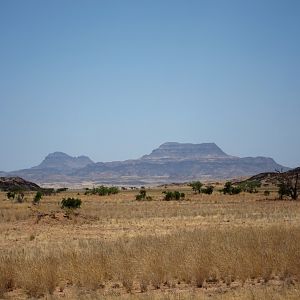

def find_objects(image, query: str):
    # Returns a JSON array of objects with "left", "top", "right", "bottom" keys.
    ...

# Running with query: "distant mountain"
[
  {"left": 141, "top": 142, "right": 229, "bottom": 161},
  {"left": 34, "top": 152, "right": 94, "bottom": 172},
  {"left": 4, "top": 143, "right": 289, "bottom": 186}
]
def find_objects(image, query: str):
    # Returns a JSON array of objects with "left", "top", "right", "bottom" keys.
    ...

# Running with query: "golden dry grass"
[{"left": 0, "top": 187, "right": 300, "bottom": 299}]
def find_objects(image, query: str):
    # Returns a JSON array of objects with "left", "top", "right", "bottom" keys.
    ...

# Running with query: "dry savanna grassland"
[{"left": 1, "top": 183, "right": 300, "bottom": 299}]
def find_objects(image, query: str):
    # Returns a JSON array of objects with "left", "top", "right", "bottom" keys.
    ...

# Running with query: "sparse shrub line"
[{"left": 85, "top": 185, "right": 119, "bottom": 196}]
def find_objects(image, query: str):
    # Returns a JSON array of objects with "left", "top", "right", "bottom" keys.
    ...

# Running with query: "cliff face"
[{"left": 5, "top": 143, "right": 288, "bottom": 185}]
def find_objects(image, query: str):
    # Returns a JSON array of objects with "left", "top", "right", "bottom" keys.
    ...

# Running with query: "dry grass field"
[{"left": 1, "top": 185, "right": 300, "bottom": 299}]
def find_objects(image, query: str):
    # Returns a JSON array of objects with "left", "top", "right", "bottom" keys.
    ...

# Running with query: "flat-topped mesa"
[
  {"left": 35, "top": 152, "right": 94, "bottom": 171},
  {"left": 141, "top": 142, "right": 229, "bottom": 161}
]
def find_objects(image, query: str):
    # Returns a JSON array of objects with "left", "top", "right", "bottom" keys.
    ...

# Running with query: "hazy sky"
[{"left": 1, "top": 0, "right": 299, "bottom": 171}]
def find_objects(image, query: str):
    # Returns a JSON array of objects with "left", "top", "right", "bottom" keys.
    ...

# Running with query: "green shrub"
[
  {"left": 61, "top": 198, "right": 82, "bottom": 209},
  {"left": 239, "top": 180, "right": 261, "bottom": 193},
  {"left": 231, "top": 186, "right": 242, "bottom": 195},
  {"left": 6, "top": 191, "right": 15, "bottom": 200},
  {"left": 33, "top": 191, "right": 42, "bottom": 205},
  {"left": 7, "top": 191, "right": 25, "bottom": 202},
  {"left": 201, "top": 185, "right": 214, "bottom": 195},
  {"left": 223, "top": 182, "right": 241, "bottom": 195},
  {"left": 278, "top": 183, "right": 291, "bottom": 200},
  {"left": 163, "top": 191, "right": 185, "bottom": 201},
  {"left": 188, "top": 181, "right": 203, "bottom": 193},
  {"left": 136, "top": 189, "right": 152, "bottom": 201}
]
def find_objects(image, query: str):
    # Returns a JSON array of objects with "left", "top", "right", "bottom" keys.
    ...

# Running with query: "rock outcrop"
[{"left": 0, "top": 177, "right": 41, "bottom": 191}]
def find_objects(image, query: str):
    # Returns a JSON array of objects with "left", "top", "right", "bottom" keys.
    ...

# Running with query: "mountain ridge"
[{"left": 2, "top": 142, "right": 289, "bottom": 185}]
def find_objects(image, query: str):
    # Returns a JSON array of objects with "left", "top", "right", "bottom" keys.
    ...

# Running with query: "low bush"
[
  {"left": 163, "top": 191, "right": 185, "bottom": 201},
  {"left": 61, "top": 198, "right": 82, "bottom": 209},
  {"left": 201, "top": 185, "right": 214, "bottom": 195},
  {"left": 222, "top": 182, "right": 241, "bottom": 195},
  {"left": 6, "top": 191, "right": 15, "bottom": 200},
  {"left": 239, "top": 180, "right": 261, "bottom": 193},
  {"left": 136, "top": 189, "right": 152, "bottom": 201},
  {"left": 33, "top": 191, "right": 42, "bottom": 205},
  {"left": 56, "top": 188, "right": 68, "bottom": 193}
]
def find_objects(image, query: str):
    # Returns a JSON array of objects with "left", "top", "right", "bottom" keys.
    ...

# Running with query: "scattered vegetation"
[
  {"left": 6, "top": 191, "right": 25, "bottom": 202},
  {"left": 163, "top": 190, "right": 185, "bottom": 200},
  {"left": 1, "top": 181, "right": 300, "bottom": 298},
  {"left": 85, "top": 185, "right": 119, "bottom": 196},
  {"left": 56, "top": 187, "right": 68, "bottom": 193},
  {"left": 6, "top": 191, "right": 15, "bottom": 200},
  {"left": 189, "top": 182, "right": 214, "bottom": 195},
  {"left": 40, "top": 188, "right": 55, "bottom": 196},
  {"left": 222, "top": 181, "right": 242, "bottom": 195},
  {"left": 135, "top": 188, "right": 152, "bottom": 201},
  {"left": 201, "top": 185, "right": 214, "bottom": 194},
  {"left": 239, "top": 180, "right": 261, "bottom": 193}
]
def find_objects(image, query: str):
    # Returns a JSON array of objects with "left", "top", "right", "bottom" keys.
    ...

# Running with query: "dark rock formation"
[{"left": 0, "top": 177, "right": 41, "bottom": 191}]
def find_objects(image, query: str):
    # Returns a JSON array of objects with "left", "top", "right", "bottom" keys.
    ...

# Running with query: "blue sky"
[{"left": 0, "top": 0, "right": 299, "bottom": 171}]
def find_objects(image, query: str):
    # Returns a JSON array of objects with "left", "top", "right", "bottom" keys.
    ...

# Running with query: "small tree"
[
  {"left": 223, "top": 182, "right": 233, "bottom": 194},
  {"left": 277, "top": 173, "right": 299, "bottom": 200},
  {"left": 189, "top": 181, "right": 203, "bottom": 194},
  {"left": 33, "top": 191, "right": 42, "bottom": 205},
  {"left": 162, "top": 191, "right": 185, "bottom": 201}
]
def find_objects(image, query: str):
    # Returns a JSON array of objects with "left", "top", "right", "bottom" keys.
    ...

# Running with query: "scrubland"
[{"left": 1, "top": 186, "right": 300, "bottom": 299}]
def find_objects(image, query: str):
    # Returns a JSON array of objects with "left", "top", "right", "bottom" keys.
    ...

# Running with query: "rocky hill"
[
  {"left": 0, "top": 177, "right": 41, "bottom": 191},
  {"left": 2, "top": 142, "right": 289, "bottom": 185},
  {"left": 243, "top": 167, "right": 300, "bottom": 186}
]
